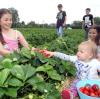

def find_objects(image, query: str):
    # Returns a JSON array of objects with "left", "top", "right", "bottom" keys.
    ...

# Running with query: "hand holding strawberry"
[{"left": 39, "top": 50, "right": 55, "bottom": 58}]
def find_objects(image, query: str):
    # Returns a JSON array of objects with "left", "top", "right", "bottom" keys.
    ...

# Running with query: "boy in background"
[
  {"left": 82, "top": 8, "right": 94, "bottom": 40},
  {"left": 56, "top": 4, "right": 67, "bottom": 37}
]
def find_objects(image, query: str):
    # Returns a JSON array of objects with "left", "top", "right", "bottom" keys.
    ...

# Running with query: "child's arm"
[
  {"left": 40, "top": 50, "right": 77, "bottom": 62},
  {"left": 17, "top": 31, "right": 30, "bottom": 49},
  {"left": 16, "top": 30, "right": 38, "bottom": 52},
  {"left": 53, "top": 52, "right": 77, "bottom": 62},
  {"left": 63, "top": 16, "right": 67, "bottom": 26},
  {"left": 0, "top": 42, "right": 11, "bottom": 56}
]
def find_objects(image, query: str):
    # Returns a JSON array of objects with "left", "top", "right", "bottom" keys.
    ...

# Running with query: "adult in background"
[
  {"left": 56, "top": 4, "right": 67, "bottom": 37},
  {"left": 82, "top": 8, "right": 94, "bottom": 40}
]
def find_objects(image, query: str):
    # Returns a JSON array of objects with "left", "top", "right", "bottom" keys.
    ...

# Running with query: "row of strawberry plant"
[
  {"left": 18, "top": 28, "right": 84, "bottom": 46},
  {"left": 18, "top": 28, "right": 57, "bottom": 46},
  {"left": 0, "top": 48, "right": 63, "bottom": 99}
]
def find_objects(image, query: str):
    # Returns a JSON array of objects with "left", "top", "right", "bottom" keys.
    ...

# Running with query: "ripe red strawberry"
[
  {"left": 90, "top": 92, "right": 96, "bottom": 97},
  {"left": 98, "top": 89, "right": 100, "bottom": 97},
  {"left": 95, "top": 92, "right": 99, "bottom": 97},
  {"left": 44, "top": 53, "right": 50, "bottom": 58},
  {"left": 92, "top": 84, "right": 99, "bottom": 91},
  {"left": 80, "top": 87, "right": 85, "bottom": 93},
  {"left": 89, "top": 87, "right": 94, "bottom": 93},
  {"left": 84, "top": 84, "right": 91, "bottom": 91},
  {"left": 39, "top": 50, "right": 45, "bottom": 53},
  {"left": 83, "top": 90, "right": 90, "bottom": 96}
]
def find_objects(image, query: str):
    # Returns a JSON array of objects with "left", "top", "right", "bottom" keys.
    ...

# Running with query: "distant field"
[{"left": 17, "top": 28, "right": 84, "bottom": 46}]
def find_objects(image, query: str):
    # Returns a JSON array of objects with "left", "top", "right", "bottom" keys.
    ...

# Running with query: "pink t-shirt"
[{"left": 3, "top": 31, "right": 19, "bottom": 52}]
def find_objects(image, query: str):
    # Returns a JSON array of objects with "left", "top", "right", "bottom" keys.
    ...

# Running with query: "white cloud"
[{"left": 0, "top": 0, "right": 100, "bottom": 24}]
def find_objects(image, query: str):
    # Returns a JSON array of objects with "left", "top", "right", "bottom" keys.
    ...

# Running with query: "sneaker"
[{"left": 61, "top": 89, "right": 74, "bottom": 99}]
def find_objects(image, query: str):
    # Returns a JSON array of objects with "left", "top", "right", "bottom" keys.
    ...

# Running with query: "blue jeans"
[
  {"left": 84, "top": 28, "right": 89, "bottom": 40},
  {"left": 56, "top": 26, "right": 64, "bottom": 37}
]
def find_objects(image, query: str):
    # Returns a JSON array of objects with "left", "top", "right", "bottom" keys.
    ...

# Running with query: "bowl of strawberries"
[{"left": 76, "top": 80, "right": 100, "bottom": 99}]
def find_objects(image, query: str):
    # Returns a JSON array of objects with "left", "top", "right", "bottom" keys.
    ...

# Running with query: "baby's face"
[{"left": 76, "top": 44, "right": 93, "bottom": 62}]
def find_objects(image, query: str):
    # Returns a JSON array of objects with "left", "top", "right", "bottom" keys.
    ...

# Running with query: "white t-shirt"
[{"left": 54, "top": 52, "right": 100, "bottom": 80}]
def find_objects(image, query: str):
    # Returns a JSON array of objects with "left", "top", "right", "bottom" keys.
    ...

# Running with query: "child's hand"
[
  {"left": 31, "top": 47, "right": 40, "bottom": 52},
  {"left": 39, "top": 50, "right": 54, "bottom": 58}
]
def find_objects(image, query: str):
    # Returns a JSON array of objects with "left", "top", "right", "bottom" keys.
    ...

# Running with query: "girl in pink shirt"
[{"left": 0, "top": 8, "right": 33, "bottom": 56}]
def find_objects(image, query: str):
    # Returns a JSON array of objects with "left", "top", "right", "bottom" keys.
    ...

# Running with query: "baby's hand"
[{"left": 39, "top": 50, "right": 54, "bottom": 58}]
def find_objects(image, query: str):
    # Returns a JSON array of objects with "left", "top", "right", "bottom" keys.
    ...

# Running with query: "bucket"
[{"left": 76, "top": 80, "right": 100, "bottom": 99}]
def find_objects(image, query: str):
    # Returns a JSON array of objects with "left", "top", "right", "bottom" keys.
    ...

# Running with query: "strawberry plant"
[{"left": 0, "top": 47, "right": 62, "bottom": 98}]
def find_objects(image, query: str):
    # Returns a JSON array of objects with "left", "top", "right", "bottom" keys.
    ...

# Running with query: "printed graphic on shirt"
[
  {"left": 75, "top": 60, "right": 91, "bottom": 79},
  {"left": 85, "top": 16, "right": 91, "bottom": 25},
  {"left": 57, "top": 12, "right": 63, "bottom": 20},
  {"left": 83, "top": 14, "right": 93, "bottom": 28},
  {"left": 56, "top": 11, "right": 66, "bottom": 28}
]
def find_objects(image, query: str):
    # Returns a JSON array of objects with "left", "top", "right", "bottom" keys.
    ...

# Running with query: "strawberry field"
[{"left": 0, "top": 28, "right": 84, "bottom": 99}]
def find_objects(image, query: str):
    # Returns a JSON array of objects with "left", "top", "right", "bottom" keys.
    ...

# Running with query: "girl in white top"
[{"left": 40, "top": 41, "right": 100, "bottom": 99}]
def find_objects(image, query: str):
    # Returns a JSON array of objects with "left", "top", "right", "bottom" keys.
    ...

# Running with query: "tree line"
[{"left": 9, "top": 7, "right": 100, "bottom": 29}]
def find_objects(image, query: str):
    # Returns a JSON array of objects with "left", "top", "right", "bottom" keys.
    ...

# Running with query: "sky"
[{"left": 0, "top": 0, "right": 100, "bottom": 24}]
